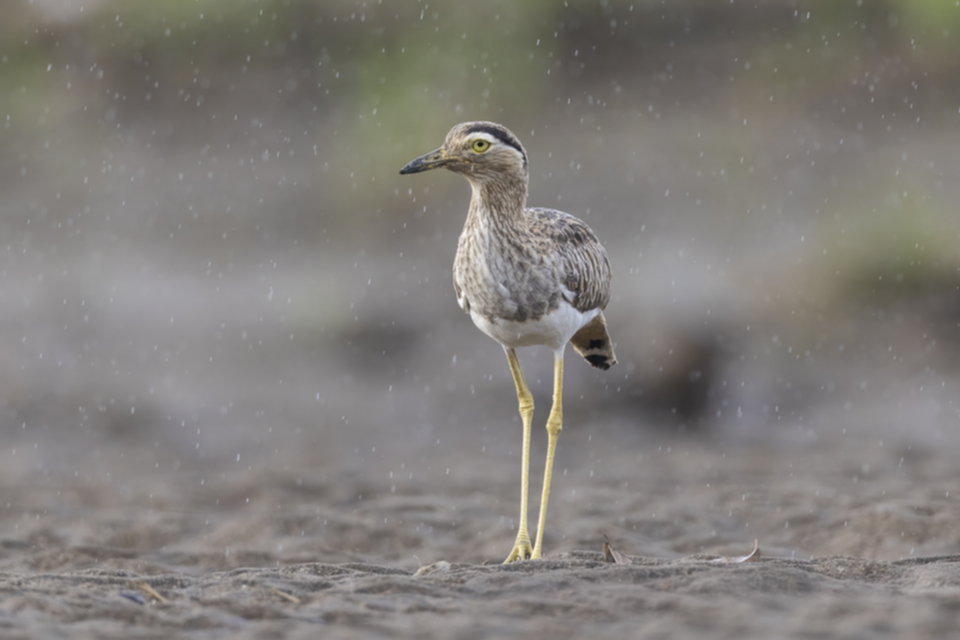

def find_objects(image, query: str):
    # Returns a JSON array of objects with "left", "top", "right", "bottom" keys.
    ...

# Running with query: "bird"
[{"left": 400, "top": 121, "right": 616, "bottom": 562}]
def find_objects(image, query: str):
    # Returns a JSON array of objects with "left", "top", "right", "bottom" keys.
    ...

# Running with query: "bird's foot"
[{"left": 504, "top": 533, "right": 535, "bottom": 563}]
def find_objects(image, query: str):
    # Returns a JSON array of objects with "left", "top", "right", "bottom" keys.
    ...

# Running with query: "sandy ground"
[
  {"left": 4, "top": 552, "right": 960, "bottom": 639},
  {"left": 2, "top": 405, "right": 960, "bottom": 638},
  {"left": 2, "top": 45, "right": 960, "bottom": 637}
]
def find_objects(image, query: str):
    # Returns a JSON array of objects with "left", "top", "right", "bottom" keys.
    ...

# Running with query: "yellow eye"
[{"left": 471, "top": 139, "right": 491, "bottom": 153}]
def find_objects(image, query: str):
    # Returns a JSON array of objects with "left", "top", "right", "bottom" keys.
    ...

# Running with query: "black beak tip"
[
  {"left": 400, "top": 149, "right": 445, "bottom": 176},
  {"left": 399, "top": 159, "right": 430, "bottom": 175}
]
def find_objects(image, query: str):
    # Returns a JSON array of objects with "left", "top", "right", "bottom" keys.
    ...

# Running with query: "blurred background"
[{"left": 1, "top": 0, "right": 959, "bottom": 569}]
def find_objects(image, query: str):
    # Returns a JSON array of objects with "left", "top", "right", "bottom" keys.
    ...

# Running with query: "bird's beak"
[{"left": 399, "top": 147, "right": 448, "bottom": 175}]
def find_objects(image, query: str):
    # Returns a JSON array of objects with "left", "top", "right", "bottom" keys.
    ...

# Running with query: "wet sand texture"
[{"left": 3, "top": 553, "right": 960, "bottom": 639}]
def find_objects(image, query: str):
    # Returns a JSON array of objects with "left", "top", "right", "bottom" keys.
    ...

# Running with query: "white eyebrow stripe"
[
  {"left": 467, "top": 132, "right": 526, "bottom": 166},
  {"left": 468, "top": 133, "right": 498, "bottom": 144}
]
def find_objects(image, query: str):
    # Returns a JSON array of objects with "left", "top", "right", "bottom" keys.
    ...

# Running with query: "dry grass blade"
[
  {"left": 270, "top": 588, "right": 301, "bottom": 604},
  {"left": 711, "top": 540, "right": 761, "bottom": 564},
  {"left": 414, "top": 560, "right": 452, "bottom": 577},
  {"left": 602, "top": 534, "right": 629, "bottom": 564},
  {"left": 132, "top": 580, "right": 167, "bottom": 603}
]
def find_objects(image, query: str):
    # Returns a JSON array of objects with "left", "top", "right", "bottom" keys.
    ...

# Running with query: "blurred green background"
[{"left": 1, "top": 0, "right": 959, "bottom": 530}]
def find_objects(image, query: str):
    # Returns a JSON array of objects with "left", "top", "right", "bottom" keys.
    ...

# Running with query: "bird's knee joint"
[
  {"left": 545, "top": 414, "right": 562, "bottom": 436},
  {"left": 518, "top": 400, "right": 534, "bottom": 417}
]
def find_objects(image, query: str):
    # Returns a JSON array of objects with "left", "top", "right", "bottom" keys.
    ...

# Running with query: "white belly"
[{"left": 470, "top": 303, "right": 599, "bottom": 351}]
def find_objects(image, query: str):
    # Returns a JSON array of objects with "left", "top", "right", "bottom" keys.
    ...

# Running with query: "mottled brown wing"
[
  {"left": 528, "top": 207, "right": 616, "bottom": 369},
  {"left": 527, "top": 208, "right": 612, "bottom": 313}
]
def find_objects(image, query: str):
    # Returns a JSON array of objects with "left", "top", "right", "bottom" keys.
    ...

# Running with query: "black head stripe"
[{"left": 466, "top": 124, "right": 527, "bottom": 165}]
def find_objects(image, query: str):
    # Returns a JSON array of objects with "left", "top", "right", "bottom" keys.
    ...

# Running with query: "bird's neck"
[{"left": 466, "top": 174, "right": 529, "bottom": 230}]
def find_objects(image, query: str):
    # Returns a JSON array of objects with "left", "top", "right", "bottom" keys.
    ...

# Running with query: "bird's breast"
[{"left": 454, "top": 230, "right": 562, "bottom": 324}]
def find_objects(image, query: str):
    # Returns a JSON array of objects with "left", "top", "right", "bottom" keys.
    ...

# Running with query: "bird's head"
[{"left": 400, "top": 121, "right": 528, "bottom": 184}]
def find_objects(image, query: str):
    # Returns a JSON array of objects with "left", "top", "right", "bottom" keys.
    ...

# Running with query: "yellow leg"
[
  {"left": 503, "top": 347, "right": 534, "bottom": 563},
  {"left": 531, "top": 351, "right": 563, "bottom": 560}
]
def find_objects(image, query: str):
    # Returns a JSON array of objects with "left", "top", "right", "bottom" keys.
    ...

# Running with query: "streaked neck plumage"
[{"left": 465, "top": 171, "right": 529, "bottom": 231}]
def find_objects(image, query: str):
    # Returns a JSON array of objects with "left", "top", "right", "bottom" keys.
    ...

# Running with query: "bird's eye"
[{"left": 471, "top": 139, "right": 491, "bottom": 153}]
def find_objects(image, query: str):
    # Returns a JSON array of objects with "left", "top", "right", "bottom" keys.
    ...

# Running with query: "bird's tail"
[{"left": 571, "top": 312, "right": 616, "bottom": 370}]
